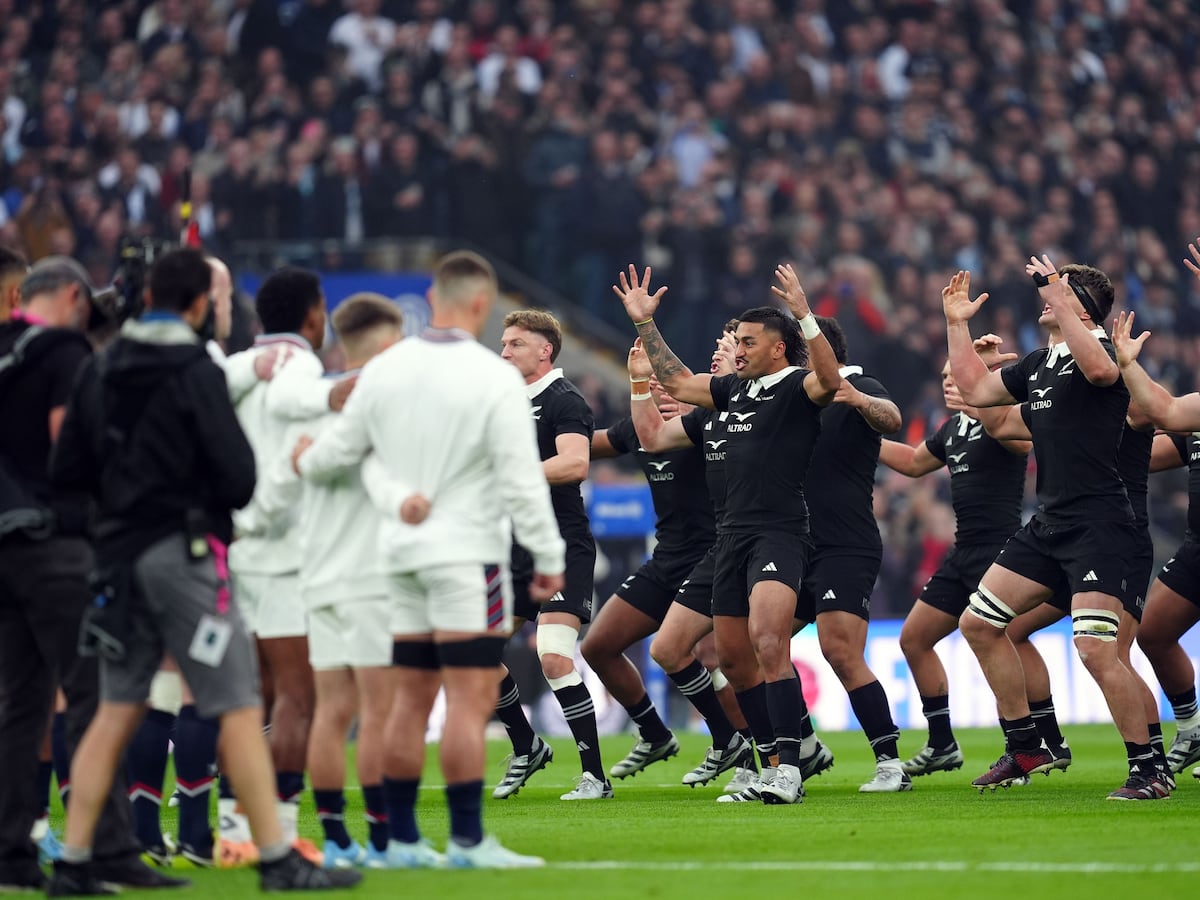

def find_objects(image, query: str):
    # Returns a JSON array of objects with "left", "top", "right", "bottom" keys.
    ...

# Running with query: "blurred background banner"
[{"left": 238, "top": 270, "right": 432, "bottom": 335}]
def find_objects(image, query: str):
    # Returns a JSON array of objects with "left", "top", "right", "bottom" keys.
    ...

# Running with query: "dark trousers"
[{"left": 0, "top": 537, "right": 140, "bottom": 865}]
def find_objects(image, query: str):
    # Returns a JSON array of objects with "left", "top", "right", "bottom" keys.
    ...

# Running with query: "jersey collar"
[
  {"left": 254, "top": 332, "right": 313, "bottom": 352},
  {"left": 1045, "top": 328, "right": 1106, "bottom": 367},
  {"left": 838, "top": 365, "right": 863, "bottom": 377},
  {"left": 746, "top": 365, "right": 799, "bottom": 397},
  {"left": 526, "top": 367, "right": 563, "bottom": 399}
]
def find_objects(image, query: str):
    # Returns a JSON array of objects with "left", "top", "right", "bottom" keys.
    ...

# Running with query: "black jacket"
[{"left": 50, "top": 316, "right": 256, "bottom": 563}]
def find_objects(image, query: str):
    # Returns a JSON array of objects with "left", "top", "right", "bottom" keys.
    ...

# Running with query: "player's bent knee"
[
  {"left": 536, "top": 622, "right": 580, "bottom": 687},
  {"left": 437, "top": 636, "right": 507, "bottom": 669},
  {"left": 393, "top": 639, "right": 440, "bottom": 670},
  {"left": 966, "top": 586, "right": 1016, "bottom": 631},
  {"left": 1072, "top": 608, "right": 1119, "bottom": 644},
  {"left": 710, "top": 666, "right": 729, "bottom": 691}
]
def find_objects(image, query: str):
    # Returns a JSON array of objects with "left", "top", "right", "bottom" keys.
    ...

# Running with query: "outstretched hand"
[
  {"left": 769, "top": 263, "right": 811, "bottom": 319},
  {"left": 1111, "top": 311, "right": 1149, "bottom": 368},
  {"left": 973, "top": 333, "right": 1018, "bottom": 369},
  {"left": 1025, "top": 253, "right": 1075, "bottom": 308},
  {"left": 627, "top": 338, "right": 653, "bottom": 380},
  {"left": 942, "top": 270, "right": 989, "bottom": 325},
  {"left": 613, "top": 265, "right": 667, "bottom": 324}
]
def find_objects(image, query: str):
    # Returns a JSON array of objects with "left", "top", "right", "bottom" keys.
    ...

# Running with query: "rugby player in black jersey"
[
  {"left": 581, "top": 369, "right": 726, "bottom": 780},
  {"left": 944, "top": 258, "right": 1167, "bottom": 800},
  {"left": 797, "top": 316, "right": 909, "bottom": 792},
  {"left": 615, "top": 264, "right": 840, "bottom": 805},
  {"left": 1112, "top": 275, "right": 1200, "bottom": 781},
  {"left": 881, "top": 349, "right": 1031, "bottom": 779},
  {"left": 491, "top": 309, "right": 610, "bottom": 801}
]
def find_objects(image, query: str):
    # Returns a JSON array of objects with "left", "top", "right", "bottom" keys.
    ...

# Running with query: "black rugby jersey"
[
  {"left": 606, "top": 416, "right": 715, "bottom": 554},
  {"left": 1001, "top": 336, "right": 1133, "bottom": 525},
  {"left": 708, "top": 367, "right": 824, "bottom": 535},
  {"left": 682, "top": 407, "right": 729, "bottom": 529},
  {"left": 805, "top": 368, "right": 889, "bottom": 553},
  {"left": 528, "top": 369, "right": 595, "bottom": 541},
  {"left": 1118, "top": 422, "right": 1152, "bottom": 531},
  {"left": 925, "top": 411, "right": 1028, "bottom": 545},
  {"left": 1168, "top": 432, "right": 1200, "bottom": 539}
]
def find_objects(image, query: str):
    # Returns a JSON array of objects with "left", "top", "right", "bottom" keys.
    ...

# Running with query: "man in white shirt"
[
  {"left": 223, "top": 268, "right": 332, "bottom": 863},
  {"left": 329, "top": 0, "right": 397, "bottom": 92},
  {"left": 295, "top": 251, "right": 562, "bottom": 869}
]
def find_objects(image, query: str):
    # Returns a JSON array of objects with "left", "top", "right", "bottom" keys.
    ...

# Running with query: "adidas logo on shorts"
[
  {"left": 1083, "top": 570, "right": 1099, "bottom": 583},
  {"left": 761, "top": 562, "right": 778, "bottom": 573},
  {"left": 822, "top": 589, "right": 836, "bottom": 600}
]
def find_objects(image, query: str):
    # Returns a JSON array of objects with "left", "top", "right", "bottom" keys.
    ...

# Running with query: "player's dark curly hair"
[{"left": 255, "top": 267, "right": 323, "bottom": 335}]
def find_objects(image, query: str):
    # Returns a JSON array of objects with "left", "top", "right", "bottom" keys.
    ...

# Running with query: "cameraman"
[
  {"left": 48, "top": 249, "right": 359, "bottom": 894},
  {"left": 0, "top": 257, "right": 151, "bottom": 893}
]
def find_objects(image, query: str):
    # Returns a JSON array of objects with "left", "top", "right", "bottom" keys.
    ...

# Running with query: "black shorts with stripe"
[
  {"left": 918, "top": 542, "right": 1006, "bottom": 619},
  {"left": 512, "top": 537, "right": 597, "bottom": 624},
  {"left": 617, "top": 546, "right": 709, "bottom": 624}
]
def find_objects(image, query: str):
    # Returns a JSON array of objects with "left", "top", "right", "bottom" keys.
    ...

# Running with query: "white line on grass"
[{"left": 548, "top": 861, "right": 1200, "bottom": 874}]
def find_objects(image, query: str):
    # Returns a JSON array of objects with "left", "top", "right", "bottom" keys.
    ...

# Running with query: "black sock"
[
  {"left": 791, "top": 663, "right": 815, "bottom": 742},
  {"left": 735, "top": 683, "right": 777, "bottom": 768},
  {"left": 764, "top": 678, "right": 806, "bottom": 768},
  {"left": 276, "top": 771, "right": 304, "bottom": 803},
  {"left": 496, "top": 674, "right": 536, "bottom": 756},
  {"left": 126, "top": 708, "right": 173, "bottom": 848},
  {"left": 848, "top": 681, "right": 900, "bottom": 761},
  {"left": 174, "top": 705, "right": 218, "bottom": 851},
  {"left": 382, "top": 778, "right": 420, "bottom": 844},
  {"left": 1001, "top": 715, "right": 1041, "bottom": 753},
  {"left": 313, "top": 789, "right": 351, "bottom": 849},
  {"left": 1125, "top": 741, "right": 1155, "bottom": 774},
  {"left": 668, "top": 661, "right": 735, "bottom": 747},
  {"left": 1167, "top": 687, "right": 1199, "bottom": 725},
  {"left": 554, "top": 683, "right": 605, "bottom": 779},
  {"left": 1149, "top": 722, "right": 1165, "bottom": 756},
  {"left": 920, "top": 693, "right": 955, "bottom": 749},
  {"left": 362, "top": 784, "right": 388, "bottom": 852},
  {"left": 37, "top": 760, "right": 52, "bottom": 817},
  {"left": 445, "top": 780, "right": 483, "bottom": 847},
  {"left": 1029, "top": 697, "right": 1065, "bottom": 749},
  {"left": 624, "top": 693, "right": 673, "bottom": 745}
]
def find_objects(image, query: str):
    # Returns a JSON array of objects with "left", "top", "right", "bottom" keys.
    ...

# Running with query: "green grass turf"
[{"left": 52, "top": 725, "right": 1198, "bottom": 899}]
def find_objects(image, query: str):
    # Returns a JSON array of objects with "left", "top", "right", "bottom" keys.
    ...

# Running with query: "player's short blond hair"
[{"left": 502, "top": 309, "right": 563, "bottom": 362}]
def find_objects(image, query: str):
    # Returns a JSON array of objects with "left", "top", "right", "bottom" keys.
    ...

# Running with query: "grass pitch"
[{"left": 61, "top": 725, "right": 1198, "bottom": 899}]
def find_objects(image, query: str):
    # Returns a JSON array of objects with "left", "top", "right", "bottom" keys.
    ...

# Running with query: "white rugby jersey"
[
  {"left": 246, "top": 383, "right": 388, "bottom": 605},
  {"left": 227, "top": 334, "right": 333, "bottom": 576},
  {"left": 298, "top": 328, "right": 565, "bottom": 576}
]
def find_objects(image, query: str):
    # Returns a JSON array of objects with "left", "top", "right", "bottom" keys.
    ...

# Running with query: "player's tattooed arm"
[
  {"left": 835, "top": 380, "right": 902, "bottom": 434},
  {"left": 614, "top": 265, "right": 715, "bottom": 408}
]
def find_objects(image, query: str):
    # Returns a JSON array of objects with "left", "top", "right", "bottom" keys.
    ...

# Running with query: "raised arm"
[
  {"left": 626, "top": 340, "right": 694, "bottom": 451},
  {"left": 613, "top": 265, "right": 715, "bottom": 409},
  {"left": 976, "top": 403, "right": 1032, "bottom": 443},
  {"left": 1028, "top": 254, "right": 1117, "bottom": 386},
  {"left": 878, "top": 439, "right": 943, "bottom": 477},
  {"left": 1112, "top": 310, "right": 1200, "bottom": 431},
  {"left": 771, "top": 263, "right": 839, "bottom": 404},
  {"left": 943, "top": 270, "right": 1016, "bottom": 407}
]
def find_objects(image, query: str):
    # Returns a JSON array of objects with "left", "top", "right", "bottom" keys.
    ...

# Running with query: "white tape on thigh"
[
  {"left": 967, "top": 586, "right": 1017, "bottom": 629},
  {"left": 710, "top": 666, "right": 729, "bottom": 692},
  {"left": 1072, "top": 608, "right": 1120, "bottom": 642},
  {"left": 148, "top": 670, "right": 183, "bottom": 714},
  {"left": 537, "top": 623, "right": 582, "bottom": 689}
]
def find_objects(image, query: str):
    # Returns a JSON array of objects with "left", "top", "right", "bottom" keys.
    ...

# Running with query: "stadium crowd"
[{"left": 2, "top": 0, "right": 1200, "bottom": 613}]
